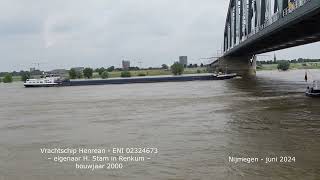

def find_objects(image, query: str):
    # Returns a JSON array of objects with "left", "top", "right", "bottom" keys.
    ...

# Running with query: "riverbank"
[
  {"left": 94, "top": 67, "right": 207, "bottom": 78},
  {"left": 4, "top": 67, "right": 208, "bottom": 82},
  {"left": 4, "top": 64, "right": 320, "bottom": 83},
  {"left": 257, "top": 62, "right": 320, "bottom": 71}
]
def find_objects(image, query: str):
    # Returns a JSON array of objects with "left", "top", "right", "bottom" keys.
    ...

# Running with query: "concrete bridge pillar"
[{"left": 210, "top": 55, "right": 257, "bottom": 76}]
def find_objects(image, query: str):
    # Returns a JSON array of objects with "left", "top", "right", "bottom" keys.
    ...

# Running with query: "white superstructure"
[{"left": 24, "top": 75, "right": 61, "bottom": 87}]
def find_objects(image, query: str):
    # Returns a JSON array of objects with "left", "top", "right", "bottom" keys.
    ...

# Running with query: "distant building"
[
  {"left": 122, "top": 60, "right": 130, "bottom": 70},
  {"left": 30, "top": 67, "right": 36, "bottom": 72},
  {"left": 179, "top": 56, "right": 188, "bottom": 66},
  {"left": 48, "top": 69, "right": 68, "bottom": 75},
  {"left": 273, "top": 53, "right": 277, "bottom": 63}
]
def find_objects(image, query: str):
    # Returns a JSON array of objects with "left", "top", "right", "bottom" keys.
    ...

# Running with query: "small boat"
[
  {"left": 215, "top": 64, "right": 237, "bottom": 80},
  {"left": 215, "top": 73, "right": 238, "bottom": 80},
  {"left": 24, "top": 74, "right": 63, "bottom": 87},
  {"left": 305, "top": 80, "right": 320, "bottom": 97}
]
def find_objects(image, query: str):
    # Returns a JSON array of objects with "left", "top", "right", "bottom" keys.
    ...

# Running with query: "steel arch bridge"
[{"left": 212, "top": 0, "right": 320, "bottom": 75}]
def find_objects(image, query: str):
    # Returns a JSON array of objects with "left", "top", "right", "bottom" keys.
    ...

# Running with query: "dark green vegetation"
[
  {"left": 256, "top": 58, "right": 320, "bottom": 71},
  {"left": 121, "top": 71, "right": 131, "bottom": 78},
  {"left": 3, "top": 73, "right": 13, "bottom": 83},
  {"left": 100, "top": 71, "right": 109, "bottom": 79},
  {"left": 95, "top": 67, "right": 106, "bottom": 76},
  {"left": 0, "top": 70, "right": 44, "bottom": 83},
  {"left": 171, "top": 62, "right": 184, "bottom": 75},
  {"left": 258, "top": 58, "right": 320, "bottom": 65},
  {"left": 257, "top": 58, "right": 320, "bottom": 71},
  {"left": 69, "top": 68, "right": 83, "bottom": 79},
  {"left": 161, "top": 64, "right": 169, "bottom": 70},
  {"left": 138, "top": 73, "right": 146, "bottom": 76},
  {"left": 69, "top": 68, "right": 77, "bottom": 79},
  {"left": 0, "top": 67, "right": 208, "bottom": 83},
  {"left": 277, "top": 61, "right": 290, "bottom": 71},
  {"left": 0, "top": 61, "right": 210, "bottom": 84},
  {"left": 188, "top": 64, "right": 198, "bottom": 68},
  {"left": 21, "top": 72, "right": 31, "bottom": 82},
  {"left": 83, "top": 68, "right": 93, "bottom": 79},
  {"left": 107, "top": 66, "right": 115, "bottom": 72},
  {"left": 0, "top": 70, "right": 43, "bottom": 77},
  {"left": 257, "top": 62, "right": 320, "bottom": 71},
  {"left": 2, "top": 58, "right": 320, "bottom": 83}
]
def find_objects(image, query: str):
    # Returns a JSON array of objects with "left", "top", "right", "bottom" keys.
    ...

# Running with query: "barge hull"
[
  {"left": 24, "top": 74, "right": 237, "bottom": 88},
  {"left": 24, "top": 84, "right": 60, "bottom": 88}
]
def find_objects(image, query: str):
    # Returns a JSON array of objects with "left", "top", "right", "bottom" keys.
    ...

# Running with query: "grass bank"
[
  {"left": 257, "top": 62, "right": 320, "bottom": 71},
  {"left": 92, "top": 67, "right": 208, "bottom": 79}
]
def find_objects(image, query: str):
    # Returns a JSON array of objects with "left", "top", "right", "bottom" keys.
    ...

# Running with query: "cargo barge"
[{"left": 24, "top": 73, "right": 237, "bottom": 88}]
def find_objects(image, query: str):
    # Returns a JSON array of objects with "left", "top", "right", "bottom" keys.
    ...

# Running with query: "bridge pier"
[{"left": 210, "top": 55, "right": 256, "bottom": 76}]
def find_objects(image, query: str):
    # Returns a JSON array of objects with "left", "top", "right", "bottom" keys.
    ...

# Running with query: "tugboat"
[
  {"left": 24, "top": 74, "right": 63, "bottom": 87},
  {"left": 306, "top": 81, "right": 320, "bottom": 97},
  {"left": 216, "top": 73, "right": 238, "bottom": 80},
  {"left": 215, "top": 64, "right": 238, "bottom": 80}
]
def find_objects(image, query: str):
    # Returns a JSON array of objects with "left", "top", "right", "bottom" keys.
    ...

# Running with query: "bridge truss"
[{"left": 223, "top": 0, "right": 314, "bottom": 54}]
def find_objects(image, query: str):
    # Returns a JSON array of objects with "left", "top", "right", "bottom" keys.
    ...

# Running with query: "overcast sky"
[{"left": 1, "top": 0, "right": 320, "bottom": 72}]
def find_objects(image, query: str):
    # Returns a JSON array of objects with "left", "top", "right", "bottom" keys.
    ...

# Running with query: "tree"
[
  {"left": 161, "top": 64, "right": 169, "bottom": 69},
  {"left": 0, "top": 77, "right": 2, "bottom": 83},
  {"left": 69, "top": 68, "right": 77, "bottom": 79},
  {"left": 107, "top": 66, "right": 115, "bottom": 72},
  {"left": 83, "top": 68, "right": 93, "bottom": 78},
  {"left": 277, "top": 61, "right": 290, "bottom": 71},
  {"left": 3, "top": 73, "right": 13, "bottom": 83},
  {"left": 77, "top": 71, "right": 83, "bottom": 79},
  {"left": 96, "top": 67, "right": 106, "bottom": 75},
  {"left": 200, "top": 63, "right": 204, "bottom": 67},
  {"left": 101, "top": 71, "right": 109, "bottom": 79},
  {"left": 171, "top": 62, "right": 184, "bottom": 75},
  {"left": 129, "top": 67, "right": 140, "bottom": 71},
  {"left": 21, "top": 72, "right": 31, "bottom": 82},
  {"left": 121, "top": 71, "right": 131, "bottom": 77}
]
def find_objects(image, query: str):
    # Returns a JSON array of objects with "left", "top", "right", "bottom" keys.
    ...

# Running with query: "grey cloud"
[
  {"left": 0, "top": 18, "right": 42, "bottom": 36},
  {"left": 0, "top": 0, "right": 319, "bottom": 71}
]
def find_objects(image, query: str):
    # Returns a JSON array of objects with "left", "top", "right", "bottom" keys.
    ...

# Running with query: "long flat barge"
[
  {"left": 62, "top": 73, "right": 237, "bottom": 86},
  {"left": 24, "top": 73, "right": 237, "bottom": 87}
]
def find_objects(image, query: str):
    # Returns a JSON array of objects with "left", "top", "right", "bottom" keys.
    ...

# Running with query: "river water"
[{"left": 0, "top": 70, "right": 320, "bottom": 180}]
